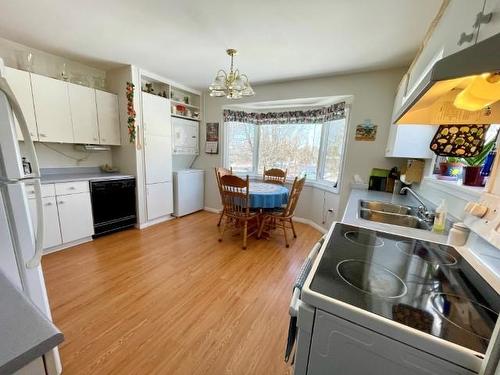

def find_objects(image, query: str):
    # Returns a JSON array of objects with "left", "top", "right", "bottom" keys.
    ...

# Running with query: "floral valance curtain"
[{"left": 223, "top": 102, "right": 346, "bottom": 125}]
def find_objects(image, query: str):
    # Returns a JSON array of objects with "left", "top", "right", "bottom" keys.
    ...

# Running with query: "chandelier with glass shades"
[{"left": 209, "top": 49, "right": 255, "bottom": 99}]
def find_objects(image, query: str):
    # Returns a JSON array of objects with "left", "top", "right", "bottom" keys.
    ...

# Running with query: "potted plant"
[
  {"left": 460, "top": 140, "right": 495, "bottom": 186},
  {"left": 438, "top": 157, "right": 463, "bottom": 181}
]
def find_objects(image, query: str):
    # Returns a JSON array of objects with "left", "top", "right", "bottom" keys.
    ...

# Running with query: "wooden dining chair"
[
  {"left": 258, "top": 175, "right": 306, "bottom": 248},
  {"left": 218, "top": 174, "right": 259, "bottom": 250},
  {"left": 263, "top": 167, "right": 287, "bottom": 185},
  {"left": 215, "top": 167, "right": 233, "bottom": 226}
]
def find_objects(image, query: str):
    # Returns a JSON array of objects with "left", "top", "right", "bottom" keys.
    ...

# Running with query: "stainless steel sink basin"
[
  {"left": 359, "top": 200, "right": 413, "bottom": 215},
  {"left": 359, "top": 208, "right": 431, "bottom": 230}
]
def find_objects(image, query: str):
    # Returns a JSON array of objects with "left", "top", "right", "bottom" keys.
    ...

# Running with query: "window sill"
[
  {"left": 422, "top": 176, "right": 483, "bottom": 201},
  {"left": 233, "top": 173, "right": 340, "bottom": 194}
]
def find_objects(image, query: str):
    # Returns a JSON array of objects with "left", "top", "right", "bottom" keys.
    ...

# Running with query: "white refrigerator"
[{"left": 0, "top": 59, "right": 62, "bottom": 374}]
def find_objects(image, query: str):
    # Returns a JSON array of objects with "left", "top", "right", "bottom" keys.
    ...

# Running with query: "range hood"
[{"left": 395, "top": 33, "right": 500, "bottom": 125}]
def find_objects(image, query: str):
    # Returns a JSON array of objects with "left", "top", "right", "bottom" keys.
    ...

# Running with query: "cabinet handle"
[
  {"left": 458, "top": 32, "right": 474, "bottom": 46},
  {"left": 93, "top": 137, "right": 98, "bottom": 141},
  {"left": 68, "top": 186, "right": 76, "bottom": 190},
  {"left": 39, "top": 133, "right": 47, "bottom": 138},
  {"left": 45, "top": 202, "right": 52, "bottom": 206},
  {"left": 58, "top": 201, "right": 64, "bottom": 204},
  {"left": 473, "top": 11, "right": 493, "bottom": 29},
  {"left": 102, "top": 138, "right": 106, "bottom": 142}
]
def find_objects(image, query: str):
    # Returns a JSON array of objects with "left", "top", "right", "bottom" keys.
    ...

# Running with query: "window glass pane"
[
  {"left": 226, "top": 122, "right": 255, "bottom": 173},
  {"left": 257, "top": 123, "right": 322, "bottom": 179},
  {"left": 323, "top": 119, "right": 347, "bottom": 183}
]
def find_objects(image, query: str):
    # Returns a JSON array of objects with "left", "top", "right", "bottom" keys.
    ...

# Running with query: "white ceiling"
[{"left": 0, "top": 0, "right": 442, "bottom": 89}]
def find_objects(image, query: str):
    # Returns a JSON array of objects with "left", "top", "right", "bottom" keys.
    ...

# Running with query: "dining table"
[{"left": 248, "top": 181, "right": 289, "bottom": 209}]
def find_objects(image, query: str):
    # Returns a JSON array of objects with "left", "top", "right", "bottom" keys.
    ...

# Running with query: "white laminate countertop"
[
  {"left": 39, "top": 167, "right": 134, "bottom": 184},
  {"left": 342, "top": 188, "right": 449, "bottom": 243}
]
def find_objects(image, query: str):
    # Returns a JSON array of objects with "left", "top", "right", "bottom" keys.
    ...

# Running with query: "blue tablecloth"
[{"left": 249, "top": 182, "right": 289, "bottom": 209}]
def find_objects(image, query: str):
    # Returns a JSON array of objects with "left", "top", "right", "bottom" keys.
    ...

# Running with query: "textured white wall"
[{"left": 195, "top": 67, "right": 407, "bottom": 229}]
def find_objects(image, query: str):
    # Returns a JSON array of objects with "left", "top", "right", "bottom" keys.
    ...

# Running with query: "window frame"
[{"left": 222, "top": 102, "right": 351, "bottom": 194}]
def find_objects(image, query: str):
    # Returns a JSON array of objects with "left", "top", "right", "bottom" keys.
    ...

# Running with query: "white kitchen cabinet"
[
  {"left": 56, "top": 192, "right": 94, "bottom": 243},
  {"left": 142, "top": 93, "right": 173, "bottom": 184},
  {"left": 172, "top": 117, "right": 199, "bottom": 155},
  {"left": 95, "top": 90, "right": 120, "bottom": 145},
  {"left": 68, "top": 83, "right": 99, "bottom": 144},
  {"left": 406, "top": 0, "right": 485, "bottom": 97},
  {"left": 28, "top": 196, "right": 62, "bottom": 249},
  {"left": 146, "top": 182, "right": 173, "bottom": 220},
  {"left": 31, "top": 73, "right": 73, "bottom": 143},
  {"left": 476, "top": 0, "right": 500, "bottom": 42},
  {"left": 3, "top": 67, "right": 38, "bottom": 141},
  {"left": 386, "top": 74, "right": 436, "bottom": 159}
]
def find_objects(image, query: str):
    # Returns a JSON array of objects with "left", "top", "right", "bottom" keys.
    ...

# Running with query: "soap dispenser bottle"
[{"left": 433, "top": 199, "right": 447, "bottom": 233}]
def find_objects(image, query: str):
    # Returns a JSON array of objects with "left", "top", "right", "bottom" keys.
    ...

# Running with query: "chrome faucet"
[{"left": 400, "top": 187, "right": 435, "bottom": 222}]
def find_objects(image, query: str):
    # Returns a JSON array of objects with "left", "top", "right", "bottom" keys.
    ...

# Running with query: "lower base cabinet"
[
  {"left": 56, "top": 192, "right": 94, "bottom": 243},
  {"left": 28, "top": 196, "right": 62, "bottom": 249},
  {"left": 146, "top": 181, "right": 173, "bottom": 221}
]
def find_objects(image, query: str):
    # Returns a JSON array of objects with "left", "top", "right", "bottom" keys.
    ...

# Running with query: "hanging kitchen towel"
[{"left": 429, "top": 124, "right": 490, "bottom": 157}]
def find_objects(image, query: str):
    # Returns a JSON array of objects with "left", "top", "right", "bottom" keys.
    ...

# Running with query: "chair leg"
[
  {"left": 219, "top": 218, "right": 227, "bottom": 242},
  {"left": 217, "top": 210, "right": 224, "bottom": 226},
  {"left": 243, "top": 221, "right": 248, "bottom": 250},
  {"left": 290, "top": 219, "right": 297, "bottom": 238},
  {"left": 258, "top": 216, "right": 267, "bottom": 239},
  {"left": 282, "top": 221, "right": 289, "bottom": 248}
]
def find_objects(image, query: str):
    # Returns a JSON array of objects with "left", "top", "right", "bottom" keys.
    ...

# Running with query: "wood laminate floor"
[{"left": 42, "top": 211, "right": 322, "bottom": 375}]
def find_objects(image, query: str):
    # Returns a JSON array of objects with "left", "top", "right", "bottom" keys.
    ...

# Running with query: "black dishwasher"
[{"left": 90, "top": 177, "right": 136, "bottom": 237}]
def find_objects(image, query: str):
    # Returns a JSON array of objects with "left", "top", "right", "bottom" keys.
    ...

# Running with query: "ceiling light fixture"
[{"left": 209, "top": 49, "right": 255, "bottom": 99}]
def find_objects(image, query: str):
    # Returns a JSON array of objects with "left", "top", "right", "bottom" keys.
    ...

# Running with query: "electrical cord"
[{"left": 39, "top": 142, "right": 91, "bottom": 164}]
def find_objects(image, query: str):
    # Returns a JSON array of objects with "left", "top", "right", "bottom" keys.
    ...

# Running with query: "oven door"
[{"left": 285, "top": 237, "right": 324, "bottom": 375}]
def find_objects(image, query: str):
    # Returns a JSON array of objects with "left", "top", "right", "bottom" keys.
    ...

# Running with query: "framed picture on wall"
[{"left": 206, "top": 122, "right": 219, "bottom": 154}]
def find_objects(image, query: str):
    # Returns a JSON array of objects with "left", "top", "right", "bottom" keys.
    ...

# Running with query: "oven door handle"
[{"left": 289, "top": 237, "right": 324, "bottom": 318}]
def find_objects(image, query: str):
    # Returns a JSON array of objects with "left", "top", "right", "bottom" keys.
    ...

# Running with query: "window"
[{"left": 224, "top": 109, "right": 349, "bottom": 188}]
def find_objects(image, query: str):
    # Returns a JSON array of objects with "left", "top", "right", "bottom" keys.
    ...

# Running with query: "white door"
[
  {"left": 68, "top": 83, "right": 99, "bottom": 144},
  {"left": 28, "top": 196, "right": 62, "bottom": 249},
  {"left": 31, "top": 73, "right": 73, "bottom": 143},
  {"left": 56, "top": 192, "right": 94, "bottom": 243},
  {"left": 143, "top": 93, "right": 172, "bottom": 184},
  {"left": 96, "top": 90, "right": 120, "bottom": 145},
  {"left": 477, "top": 0, "right": 500, "bottom": 42},
  {"left": 146, "top": 182, "right": 173, "bottom": 220},
  {"left": 3, "top": 67, "right": 38, "bottom": 141}
]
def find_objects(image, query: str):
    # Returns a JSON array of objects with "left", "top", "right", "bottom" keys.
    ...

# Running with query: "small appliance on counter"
[{"left": 368, "top": 167, "right": 399, "bottom": 193}]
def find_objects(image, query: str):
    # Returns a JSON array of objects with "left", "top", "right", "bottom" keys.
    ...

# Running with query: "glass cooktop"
[{"left": 309, "top": 223, "right": 500, "bottom": 354}]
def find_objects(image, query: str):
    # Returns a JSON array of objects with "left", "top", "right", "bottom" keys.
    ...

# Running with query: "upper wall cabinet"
[
  {"left": 3, "top": 67, "right": 38, "bottom": 141},
  {"left": 386, "top": 74, "right": 436, "bottom": 159},
  {"left": 31, "top": 73, "right": 74, "bottom": 143},
  {"left": 406, "top": 0, "right": 486, "bottom": 97},
  {"left": 477, "top": 0, "right": 500, "bottom": 42},
  {"left": 68, "top": 83, "right": 99, "bottom": 144},
  {"left": 96, "top": 90, "right": 120, "bottom": 145}
]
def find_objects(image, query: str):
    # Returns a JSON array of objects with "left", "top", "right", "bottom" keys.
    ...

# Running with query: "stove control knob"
[{"left": 468, "top": 203, "right": 489, "bottom": 218}]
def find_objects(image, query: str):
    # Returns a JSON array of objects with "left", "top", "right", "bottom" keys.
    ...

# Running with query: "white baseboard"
[
  {"left": 203, "top": 207, "right": 327, "bottom": 234},
  {"left": 204, "top": 206, "right": 222, "bottom": 214},
  {"left": 293, "top": 217, "right": 328, "bottom": 234},
  {"left": 138, "top": 215, "right": 175, "bottom": 229},
  {"left": 42, "top": 236, "right": 93, "bottom": 255}
]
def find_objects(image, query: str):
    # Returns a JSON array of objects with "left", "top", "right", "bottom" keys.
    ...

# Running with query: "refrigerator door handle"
[
  {"left": 0, "top": 76, "right": 41, "bottom": 178},
  {"left": 26, "top": 179, "right": 44, "bottom": 268}
]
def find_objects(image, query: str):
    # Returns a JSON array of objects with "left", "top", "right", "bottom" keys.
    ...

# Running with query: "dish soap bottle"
[{"left": 433, "top": 199, "right": 447, "bottom": 233}]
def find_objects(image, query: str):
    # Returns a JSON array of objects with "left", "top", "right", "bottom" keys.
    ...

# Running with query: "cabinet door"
[
  {"left": 477, "top": 0, "right": 500, "bottom": 42},
  {"left": 56, "top": 192, "right": 94, "bottom": 243},
  {"left": 144, "top": 134, "right": 173, "bottom": 184},
  {"left": 28, "top": 196, "right": 62, "bottom": 249},
  {"left": 142, "top": 93, "right": 171, "bottom": 137},
  {"left": 146, "top": 182, "right": 173, "bottom": 220},
  {"left": 3, "top": 67, "right": 38, "bottom": 141},
  {"left": 68, "top": 83, "right": 99, "bottom": 144},
  {"left": 406, "top": 0, "right": 485, "bottom": 96},
  {"left": 31, "top": 73, "right": 73, "bottom": 143},
  {"left": 96, "top": 90, "right": 120, "bottom": 145}
]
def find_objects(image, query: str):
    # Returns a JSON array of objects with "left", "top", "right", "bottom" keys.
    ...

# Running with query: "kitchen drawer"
[
  {"left": 55, "top": 181, "right": 89, "bottom": 196},
  {"left": 25, "top": 184, "right": 56, "bottom": 198}
]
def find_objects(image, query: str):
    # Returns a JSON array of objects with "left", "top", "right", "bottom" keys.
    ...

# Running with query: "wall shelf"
[
  {"left": 171, "top": 100, "right": 200, "bottom": 110},
  {"left": 172, "top": 114, "right": 200, "bottom": 122}
]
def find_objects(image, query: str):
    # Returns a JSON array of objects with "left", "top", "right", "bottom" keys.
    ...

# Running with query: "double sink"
[{"left": 358, "top": 200, "right": 432, "bottom": 230}]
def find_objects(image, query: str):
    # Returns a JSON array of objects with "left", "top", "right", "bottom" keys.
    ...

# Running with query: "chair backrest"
[
  {"left": 263, "top": 167, "right": 287, "bottom": 185},
  {"left": 219, "top": 174, "right": 250, "bottom": 217},
  {"left": 215, "top": 167, "right": 233, "bottom": 197},
  {"left": 282, "top": 175, "right": 306, "bottom": 217}
]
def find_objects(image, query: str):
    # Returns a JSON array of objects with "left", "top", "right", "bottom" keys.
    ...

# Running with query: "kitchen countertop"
[
  {"left": 0, "top": 271, "right": 63, "bottom": 374},
  {"left": 342, "top": 188, "right": 449, "bottom": 243},
  {"left": 40, "top": 167, "right": 134, "bottom": 184}
]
